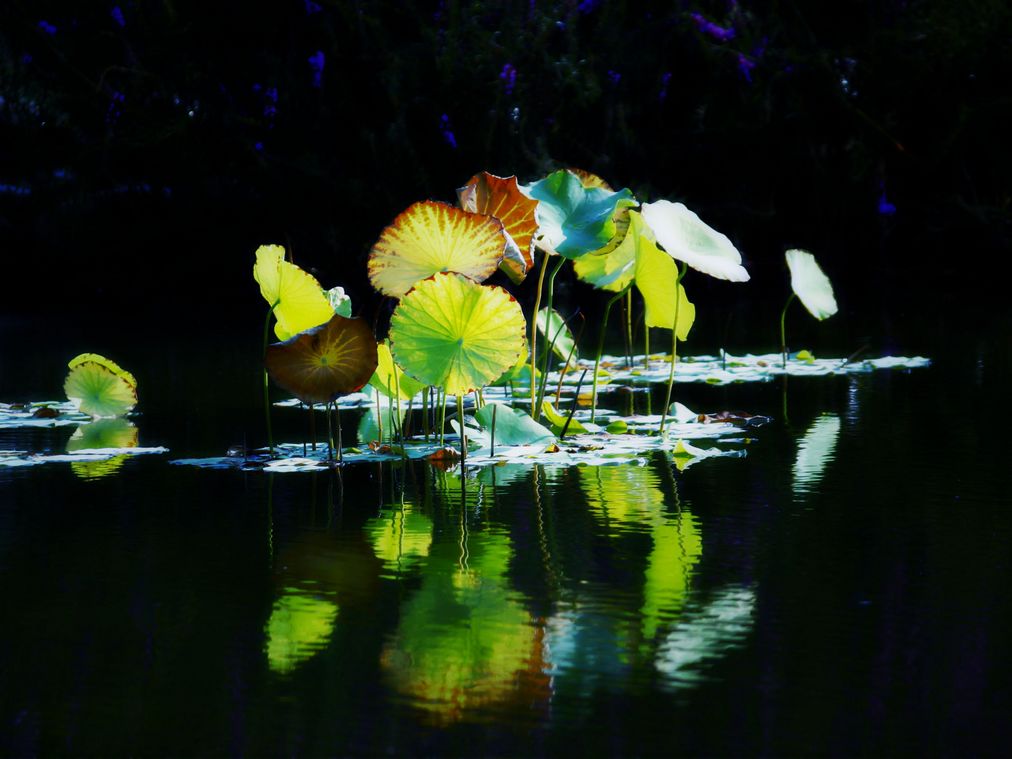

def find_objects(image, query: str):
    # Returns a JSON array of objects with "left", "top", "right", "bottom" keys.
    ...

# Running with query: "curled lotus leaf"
[
  {"left": 388, "top": 273, "right": 526, "bottom": 397},
  {"left": 253, "top": 245, "right": 336, "bottom": 340},
  {"left": 265, "top": 313, "right": 379, "bottom": 405},
  {"left": 368, "top": 201, "right": 507, "bottom": 298},
  {"left": 785, "top": 249, "right": 838, "bottom": 320},
  {"left": 457, "top": 172, "right": 539, "bottom": 284},
  {"left": 640, "top": 200, "right": 749, "bottom": 282},
  {"left": 567, "top": 168, "right": 613, "bottom": 191},
  {"left": 368, "top": 341, "right": 426, "bottom": 401},
  {"left": 64, "top": 353, "right": 138, "bottom": 417}
]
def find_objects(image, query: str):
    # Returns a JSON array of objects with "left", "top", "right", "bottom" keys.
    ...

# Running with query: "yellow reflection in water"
[
  {"left": 579, "top": 465, "right": 702, "bottom": 640},
  {"left": 363, "top": 502, "right": 433, "bottom": 577},
  {"left": 381, "top": 527, "right": 547, "bottom": 724},
  {"left": 67, "top": 418, "right": 138, "bottom": 480},
  {"left": 265, "top": 588, "right": 339, "bottom": 674}
]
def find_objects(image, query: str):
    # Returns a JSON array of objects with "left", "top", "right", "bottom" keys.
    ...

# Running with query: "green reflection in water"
[
  {"left": 66, "top": 418, "right": 138, "bottom": 480},
  {"left": 579, "top": 464, "right": 702, "bottom": 641},
  {"left": 363, "top": 501, "right": 433, "bottom": 578},
  {"left": 265, "top": 588, "right": 339, "bottom": 674},
  {"left": 381, "top": 523, "right": 545, "bottom": 724}
]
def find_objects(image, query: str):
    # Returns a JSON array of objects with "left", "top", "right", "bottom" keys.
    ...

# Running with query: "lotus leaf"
[
  {"left": 368, "top": 201, "right": 507, "bottom": 298},
  {"left": 785, "top": 249, "right": 838, "bottom": 320},
  {"left": 474, "top": 402, "right": 555, "bottom": 446},
  {"left": 265, "top": 313, "right": 379, "bottom": 405},
  {"left": 536, "top": 308, "right": 579, "bottom": 361},
  {"left": 640, "top": 200, "right": 749, "bottom": 282},
  {"left": 253, "top": 244, "right": 336, "bottom": 340},
  {"left": 368, "top": 341, "right": 426, "bottom": 400},
  {"left": 64, "top": 353, "right": 138, "bottom": 417},
  {"left": 457, "top": 172, "right": 539, "bottom": 283},
  {"left": 388, "top": 273, "right": 526, "bottom": 396}
]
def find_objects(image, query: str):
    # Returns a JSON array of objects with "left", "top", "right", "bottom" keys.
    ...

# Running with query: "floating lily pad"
[
  {"left": 265, "top": 313, "right": 379, "bottom": 405},
  {"left": 368, "top": 201, "right": 507, "bottom": 298},
  {"left": 389, "top": 273, "right": 526, "bottom": 396},
  {"left": 457, "top": 171, "right": 539, "bottom": 283},
  {"left": 64, "top": 353, "right": 138, "bottom": 418}
]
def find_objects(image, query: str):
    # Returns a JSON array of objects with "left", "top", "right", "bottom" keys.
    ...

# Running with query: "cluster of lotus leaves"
[{"left": 63, "top": 353, "right": 138, "bottom": 418}]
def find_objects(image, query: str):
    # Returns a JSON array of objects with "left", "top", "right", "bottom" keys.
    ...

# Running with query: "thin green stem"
[
  {"left": 439, "top": 390, "right": 447, "bottom": 447},
  {"left": 457, "top": 394, "right": 466, "bottom": 461},
  {"left": 490, "top": 403, "right": 497, "bottom": 456},
  {"left": 262, "top": 302, "right": 279, "bottom": 454},
  {"left": 335, "top": 404, "right": 343, "bottom": 464},
  {"left": 624, "top": 289, "right": 634, "bottom": 368},
  {"left": 375, "top": 388, "right": 383, "bottom": 443},
  {"left": 529, "top": 252, "right": 550, "bottom": 413},
  {"left": 539, "top": 255, "right": 567, "bottom": 374},
  {"left": 590, "top": 285, "right": 631, "bottom": 424},
  {"left": 536, "top": 313, "right": 569, "bottom": 421},
  {"left": 780, "top": 293, "right": 797, "bottom": 369},
  {"left": 326, "top": 401, "right": 335, "bottom": 465},
  {"left": 658, "top": 264, "right": 688, "bottom": 435}
]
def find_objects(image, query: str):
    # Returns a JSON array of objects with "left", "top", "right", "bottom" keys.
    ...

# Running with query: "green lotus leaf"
[
  {"left": 540, "top": 400, "right": 589, "bottom": 435},
  {"left": 640, "top": 200, "right": 749, "bottom": 282},
  {"left": 536, "top": 308, "right": 579, "bottom": 361},
  {"left": 368, "top": 341, "right": 426, "bottom": 401},
  {"left": 457, "top": 172, "right": 539, "bottom": 284},
  {"left": 491, "top": 340, "right": 530, "bottom": 385},
  {"left": 389, "top": 273, "right": 526, "bottom": 397},
  {"left": 474, "top": 402, "right": 555, "bottom": 446},
  {"left": 64, "top": 354, "right": 138, "bottom": 417},
  {"left": 253, "top": 245, "right": 337, "bottom": 340},
  {"left": 527, "top": 169, "right": 636, "bottom": 259},
  {"left": 265, "top": 589, "right": 339, "bottom": 674},
  {"left": 368, "top": 201, "right": 507, "bottom": 298},
  {"left": 265, "top": 313, "right": 379, "bottom": 405},
  {"left": 785, "top": 249, "right": 838, "bottom": 320}
]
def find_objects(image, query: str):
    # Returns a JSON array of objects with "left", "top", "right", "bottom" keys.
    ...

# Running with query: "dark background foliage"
[{"left": 2, "top": 0, "right": 1009, "bottom": 344}]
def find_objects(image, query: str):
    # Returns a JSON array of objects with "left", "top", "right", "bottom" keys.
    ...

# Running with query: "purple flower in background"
[
  {"left": 877, "top": 191, "right": 897, "bottom": 216},
  {"left": 607, "top": 69, "right": 621, "bottom": 86},
  {"left": 500, "top": 63, "right": 517, "bottom": 95},
  {"left": 304, "top": 0, "right": 323, "bottom": 14},
  {"left": 690, "top": 12, "right": 734, "bottom": 42},
  {"left": 106, "top": 91, "right": 125, "bottom": 125},
  {"left": 439, "top": 114, "right": 457, "bottom": 149},
  {"left": 659, "top": 71, "right": 672, "bottom": 102},
  {"left": 737, "top": 53, "right": 755, "bottom": 83},
  {"left": 308, "top": 51, "right": 325, "bottom": 88},
  {"left": 254, "top": 141, "right": 264, "bottom": 152},
  {"left": 110, "top": 6, "right": 126, "bottom": 28},
  {"left": 263, "top": 87, "right": 278, "bottom": 123},
  {"left": 577, "top": 0, "right": 600, "bottom": 12},
  {"left": 38, "top": 20, "right": 58, "bottom": 35}
]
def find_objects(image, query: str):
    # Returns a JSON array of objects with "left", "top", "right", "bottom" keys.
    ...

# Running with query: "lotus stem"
[
  {"left": 658, "top": 263, "right": 688, "bottom": 435},
  {"left": 309, "top": 403, "right": 317, "bottom": 452},
  {"left": 335, "top": 404, "right": 343, "bottom": 464},
  {"left": 375, "top": 388, "right": 383, "bottom": 443},
  {"left": 490, "top": 403, "right": 497, "bottom": 456},
  {"left": 561, "top": 369, "right": 589, "bottom": 439},
  {"left": 262, "top": 303, "right": 278, "bottom": 455},
  {"left": 529, "top": 251, "right": 550, "bottom": 414},
  {"left": 536, "top": 312, "right": 568, "bottom": 421},
  {"left": 780, "top": 292, "right": 797, "bottom": 369},
  {"left": 539, "top": 255, "right": 567, "bottom": 378},
  {"left": 422, "top": 386, "right": 430, "bottom": 441},
  {"left": 439, "top": 390, "right": 447, "bottom": 447},
  {"left": 555, "top": 316, "right": 585, "bottom": 406},
  {"left": 643, "top": 325, "right": 650, "bottom": 369},
  {"left": 457, "top": 394, "right": 466, "bottom": 461},
  {"left": 590, "top": 285, "right": 631, "bottom": 424},
  {"left": 393, "top": 371, "right": 403, "bottom": 445},
  {"left": 326, "top": 401, "right": 335, "bottom": 464},
  {"left": 624, "top": 289, "right": 634, "bottom": 368}
]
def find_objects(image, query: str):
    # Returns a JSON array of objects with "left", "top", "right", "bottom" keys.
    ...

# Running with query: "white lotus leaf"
[
  {"left": 640, "top": 200, "right": 749, "bottom": 282},
  {"left": 785, "top": 249, "right": 838, "bottom": 320}
]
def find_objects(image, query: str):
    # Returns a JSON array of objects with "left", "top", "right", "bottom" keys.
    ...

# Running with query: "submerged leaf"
[
  {"left": 640, "top": 200, "right": 749, "bottom": 282},
  {"left": 265, "top": 313, "right": 379, "bottom": 405},
  {"left": 368, "top": 201, "right": 507, "bottom": 298},
  {"left": 785, "top": 249, "right": 838, "bottom": 320},
  {"left": 457, "top": 172, "right": 539, "bottom": 283},
  {"left": 527, "top": 169, "right": 636, "bottom": 258},
  {"left": 389, "top": 273, "right": 526, "bottom": 396},
  {"left": 64, "top": 354, "right": 138, "bottom": 417}
]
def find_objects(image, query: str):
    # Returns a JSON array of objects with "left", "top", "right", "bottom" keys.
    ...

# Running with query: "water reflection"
[
  {"left": 265, "top": 589, "right": 339, "bottom": 674},
  {"left": 380, "top": 479, "right": 546, "bottom": 724},
  {"left": 66, "top": 418, "right": 138, "bottom": 480},
  {"left": 793, "top": 414, "right": 841, "bottom": 494},
  {"left": 362, "top": 497, "right": 433, "bottom": 579}
]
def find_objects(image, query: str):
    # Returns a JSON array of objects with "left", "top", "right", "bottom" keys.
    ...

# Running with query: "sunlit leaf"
[
  {"left": 491, "top": 340, "right": 530, "bottom": 385},
  {"left": 64, "top": 354, "right": 138, "bottom": 417},
  {"left": 536, "top": 308, "right": 579, "bottom": 361},
  {"left": 785, "top": 249, "right": 838, "bottom": 320},
  {"left": 474, "top": 402, "right": 555, "bottom": 446},
  {"left": 568, "top": 168, "right": 613, "bottom": 191},
  {"left": 527, "top": 169, "right": 636, "bottom": 258},
  {"left": 628, "top": 212, "right": 696, "bottom": 336},
  {"left": 368, "top": 341, "right": 426, "bottom": 400},
  {"left": 640, "top": 200, "right": 749, "bottom": 282},
  {"left": 389, "top": 273, "right": 526, "bottom": 396},
  {"left": 265, "top": 313, "right": 379, "bottom": 405},
  {"left": 253, "top": 244, "right": 336, "bottom": 340},
  {"left": 368, "top": 201, "right": 507, "bottom": 298},
  {"left": 457, "top": 172, "right": 539, "bottom": 283},
  {"left": 540, "top": 400, "right": 589, "bottom": 435}
]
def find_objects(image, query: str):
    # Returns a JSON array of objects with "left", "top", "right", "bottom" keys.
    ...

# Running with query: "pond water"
[{"left": 1, "top": 312, "right": 1010, "bottom": 755}]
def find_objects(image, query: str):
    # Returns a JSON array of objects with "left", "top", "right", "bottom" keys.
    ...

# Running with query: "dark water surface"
[{"left": 2, "top": 313, "right": 1010, "bottom": 756}]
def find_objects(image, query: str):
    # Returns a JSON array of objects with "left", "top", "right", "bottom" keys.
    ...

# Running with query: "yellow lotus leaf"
[
  {"left": 457, "top": 172, "right": 539, "bottom": 283},
  {"left": 368, "top": 201, "right": 508, "bottom": 298},
  {"left": 265, "top": 313, "right": 379, "bottom": 405},
  {"left": 388, "top": 273, "right": 526, "bottom": 396},
  {"left": 64, "top": 354, "right": 138, "bottom": 417},
  {"left": 253, "top": 244, "right": 335, "bottom": 340},
  {"left": 368, "top": 341, "right": 426, "bottom": 400}
]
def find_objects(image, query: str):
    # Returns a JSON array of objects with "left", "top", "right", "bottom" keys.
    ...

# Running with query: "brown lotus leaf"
[
  {"left": 265, "top": 313, "right": 379, "bottom": 405},
  {"left": 457, "top": 172, "right": 539, "bottom": 283}
]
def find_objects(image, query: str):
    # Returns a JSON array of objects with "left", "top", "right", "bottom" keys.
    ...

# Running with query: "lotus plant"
[{"left": 781, "top": 249, "right": 838, "bottom": 367}]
